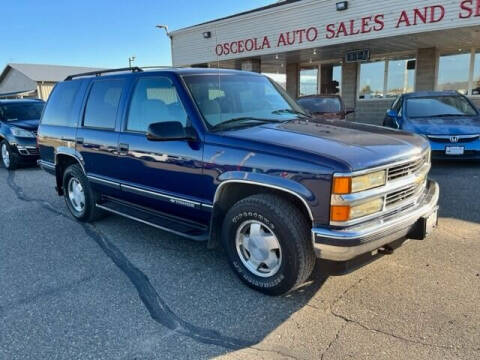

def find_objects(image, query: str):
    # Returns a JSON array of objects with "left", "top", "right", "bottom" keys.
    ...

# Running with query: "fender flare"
[
  {"left": 55, "top": 147, "right": 86, "bottom": 173},
  {"left": 207, "top": 171, "right": 316, "bottom": 248},
  {"left": 213, "top": 178, "right": 314, "bottom": 221}
]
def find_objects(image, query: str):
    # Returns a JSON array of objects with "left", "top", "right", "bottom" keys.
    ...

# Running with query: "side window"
[
  {"left": 83, "top": 79, "right": 125, "bottom": 129},
  {"left": 41, "top": 80, "right": 82, "bottom": 126},
  {"left": 127, "top": 77, "right": 188, "bottom": 133}
]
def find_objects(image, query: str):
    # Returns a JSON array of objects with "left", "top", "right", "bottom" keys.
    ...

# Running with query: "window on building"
[
  {"left": 84, "top": 79, "right": 125, "bottom": 129},
  {"left": 359, "top": 58, "right": 416, "bottom": 99},
  {"left": 437, "top": 50, "right": 480, "bottom": 96},
  {"left": 471, "top": 51, "right": 480, "bottom": 95},
  {"left": 127, "top": 77, "right": 188, "bottom": 132},
  {"left": 437, "top": 53, "right": 470, "bottom": 95},
  {"left": 300, "top": 68, "right": 318, "bottom": 96},
  {"left": 387, "top": 60, "right": 415, "bottom": 97},
  {"left": 333, "top": 65, "right": 342, "bottom": 95},
  {"left": 359, "top": 61, "right": 385, "bottom": 99}
]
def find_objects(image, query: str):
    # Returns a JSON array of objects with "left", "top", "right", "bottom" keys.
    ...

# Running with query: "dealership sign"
[{"left": 214, "top": 0, "right": 480, "bottom": 57}]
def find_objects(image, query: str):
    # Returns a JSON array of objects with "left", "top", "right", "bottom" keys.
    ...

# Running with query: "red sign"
[{"left": 214, "top": 0, "right": 480, "bottom": 57}]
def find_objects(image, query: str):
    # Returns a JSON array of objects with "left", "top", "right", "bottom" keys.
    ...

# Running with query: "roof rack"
[
  {"left": 140, "top": 65, "right": 175, "bottom": 69},
  {"left": 65, "top": 67, "right": 144, "bottom": 81}
]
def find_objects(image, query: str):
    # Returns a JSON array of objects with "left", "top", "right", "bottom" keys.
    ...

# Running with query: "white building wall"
[{"left": 171, "top": 0, "right": 480, "bottom": 66}]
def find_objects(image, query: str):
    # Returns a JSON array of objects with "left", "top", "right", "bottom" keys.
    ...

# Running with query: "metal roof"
[{"left": 0, "top": 63, "right": 105, "bottom": 83}]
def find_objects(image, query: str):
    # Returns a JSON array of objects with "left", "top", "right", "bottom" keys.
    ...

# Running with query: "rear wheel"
[
  {"left": 222, "top": 194, "right": 315, "bottom": 296},
  {"left": 1, "top": 140, "right": 19, "bottom": 170},
  {"left": 62, "top": 164, "right": 103, "bottom": 222}
]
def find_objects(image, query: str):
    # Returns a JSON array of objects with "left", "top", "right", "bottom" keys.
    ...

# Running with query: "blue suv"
[{"left": 38, "top": 67, "right": 439, "bottom": 295}]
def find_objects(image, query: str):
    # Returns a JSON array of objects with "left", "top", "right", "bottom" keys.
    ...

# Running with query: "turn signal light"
[
  {"left": 330, "top": 205, "right": 350, "bottom": 222},
  {"left": 332, "top": 177, "right": 351, "bottom": 194}
]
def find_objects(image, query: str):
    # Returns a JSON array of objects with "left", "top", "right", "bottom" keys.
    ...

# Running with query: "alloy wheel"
[
  {"left": 68, "top": 177, "right": 85, "bottom": 213},
  {"left": 235, "top": 220, "right": 283, "bottom": 278},
  {"left": 1, "top": 143, "right": 10, "bottom": 168}
]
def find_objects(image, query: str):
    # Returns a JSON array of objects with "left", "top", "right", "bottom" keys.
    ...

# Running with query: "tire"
[
  {"left": 62, "top": 164, "right": 103, "bottom": 222},
  {"left": 222, "top": 194, "right": 316, "bottom": 296},
  {"left": 1, "top": 140, "right": 19, "bottom": 170}
]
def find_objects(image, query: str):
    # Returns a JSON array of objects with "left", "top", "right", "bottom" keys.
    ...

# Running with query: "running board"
[{"left": 96, "top": 200, "right": 209, "bottom": 242}]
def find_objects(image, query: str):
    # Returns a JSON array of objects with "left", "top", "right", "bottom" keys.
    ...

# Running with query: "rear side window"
[
  {"left": 41, "top": 81, "right": 81, "bottom": 126},
  {"left": 126, "top": 77, "right": 188, "bottom": 132},
  {"left": 84, "top": 79, "right": 125, "bottom": 129}
]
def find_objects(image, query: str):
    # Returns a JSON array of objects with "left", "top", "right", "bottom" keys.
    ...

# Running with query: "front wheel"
[
  {"left": 1, "top": 140, "right": 19, "bottom": 170},
  {"left": 62, "top": 164, "right": 103, "bottom": 222},
  {"left": 222, "top": 194, "right": 315, "bottom": 296}
]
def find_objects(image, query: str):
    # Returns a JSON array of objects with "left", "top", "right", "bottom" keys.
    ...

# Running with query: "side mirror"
[
  {"left": 146, "top": 121, "right": 196, "bottom": 141},
  {"left": 386, "top": 109, "right": 398, "bottom": 118},
  {"left": 345, "top": 108, "right": 355, "bottom": 115}
]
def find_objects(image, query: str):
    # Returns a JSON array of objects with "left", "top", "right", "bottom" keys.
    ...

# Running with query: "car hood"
[
  {"left": 404, "top": 116, "right": 480, "bottom": 135},
  {"left": 8, "top": 119, "right": 40, "bottom": 131},
  {"left": 222, "top": 119, "right": 428, "bottom": 171}
]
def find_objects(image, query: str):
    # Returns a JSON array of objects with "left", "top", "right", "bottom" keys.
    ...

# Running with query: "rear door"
[
  {"left": 115, "top": 74, "right": 207, "bottom": 224},
  {"left": 75, "top": 77, "right": 130, "bottom": 197}
]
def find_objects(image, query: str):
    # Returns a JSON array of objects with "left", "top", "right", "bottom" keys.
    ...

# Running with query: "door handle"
[
  {"left": 118, "top": 143, "right": 129, "bottom": 155},
  {"left": 76, "top": 137, "right": 84, "bottom": 145}
]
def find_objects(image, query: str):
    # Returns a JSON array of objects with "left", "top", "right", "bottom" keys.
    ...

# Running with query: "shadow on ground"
[{"left": 430, "top": 159, "right": 480, "bottom": 224}]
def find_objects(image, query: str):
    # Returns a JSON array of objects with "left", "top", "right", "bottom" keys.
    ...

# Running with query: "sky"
[{"left": 0, "top": 0, "right": 273, "bottom": 69}]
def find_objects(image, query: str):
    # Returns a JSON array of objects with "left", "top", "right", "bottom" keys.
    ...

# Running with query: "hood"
[
  {"left": 221, "top": 119, "right": 428, "bottom": 171},
  {"left": 403, "top": 116, "right": 480, "bottom": 135},
  {"left": 7, "top": 119, "right": 40, "bottom": 131}
]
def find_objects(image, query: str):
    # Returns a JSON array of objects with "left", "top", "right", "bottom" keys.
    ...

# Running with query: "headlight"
[
  {"left": 332, "top": 170, "right": 386, "bottom": 194},
  {"left": 10, "top": 127, "right": 35, "bottom": 138},
  {"left": 331, "top": 198, "right": 384, "bottom": 222}
]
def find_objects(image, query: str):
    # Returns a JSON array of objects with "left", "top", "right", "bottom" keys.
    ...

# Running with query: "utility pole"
[
  {"left": 128, "top": 56, "right": 136, "bottom": 68},
  {"left": 155, "top": 24, "right": 170, "bottom": 37}
]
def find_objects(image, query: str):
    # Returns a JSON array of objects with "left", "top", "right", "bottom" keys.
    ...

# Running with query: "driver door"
[{"left": 115, "top": 74, "right": 207, "bottom": 223}]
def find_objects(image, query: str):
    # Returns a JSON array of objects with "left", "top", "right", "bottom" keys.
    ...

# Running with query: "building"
[
  {"left": 0, "top": 63, "right": 104, "bottom": 100},
  {"left": 170, "top": 0, "right": 480, "bottom": 124}
]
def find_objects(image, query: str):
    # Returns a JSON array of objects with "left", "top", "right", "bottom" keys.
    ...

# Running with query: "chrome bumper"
[{"left": 312, "top": 180, "right": 440, "bottom": 261}]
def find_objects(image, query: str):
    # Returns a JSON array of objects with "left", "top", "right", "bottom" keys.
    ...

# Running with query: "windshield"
[
  {"left": 183, "top": 74, "right": 306, "bottom": 130},
  {"left": 0, "top": 102, "right": 44, "bottom": 121},
  {"left": 407, "top": 96, "right": 477, "bottom": 118},
  {"left": 297, "top": 97, "right": 342, "bottom": 114}
]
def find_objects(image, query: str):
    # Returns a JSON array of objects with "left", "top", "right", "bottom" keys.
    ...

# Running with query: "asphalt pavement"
[{"left": 0, "top": 161, "right": 479, "bottom": 359}]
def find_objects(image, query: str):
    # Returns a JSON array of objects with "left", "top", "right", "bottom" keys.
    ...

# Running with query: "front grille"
[
  {"left": 428, "top": 135, "right": 479, "bottom": 143},
  {"left": 387, "top": 156, "right": 425, "bottom": 181},
  {"left": 385, "top": 184, "right": 420, "bottom": 207}
]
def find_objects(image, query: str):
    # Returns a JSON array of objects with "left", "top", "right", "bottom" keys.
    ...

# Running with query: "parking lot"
[{"left": 0, "top": 162, "right": 479, "bottom": 360}]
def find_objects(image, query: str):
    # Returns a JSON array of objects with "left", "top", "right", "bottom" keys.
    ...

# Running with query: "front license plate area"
[{"left": 445, "top": 146, "right": 464, "bottom": 155}]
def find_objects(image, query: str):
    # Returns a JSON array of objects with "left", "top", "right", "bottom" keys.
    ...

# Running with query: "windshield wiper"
[
  {"left": 211, "top": 117, "right": 282, "bottom": 131},
  {"left": 271, "top": 109, "right": 308, "bottom": 117},
  {"left": 412, "top": 114, "right": 466, "bottom": 119}
]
